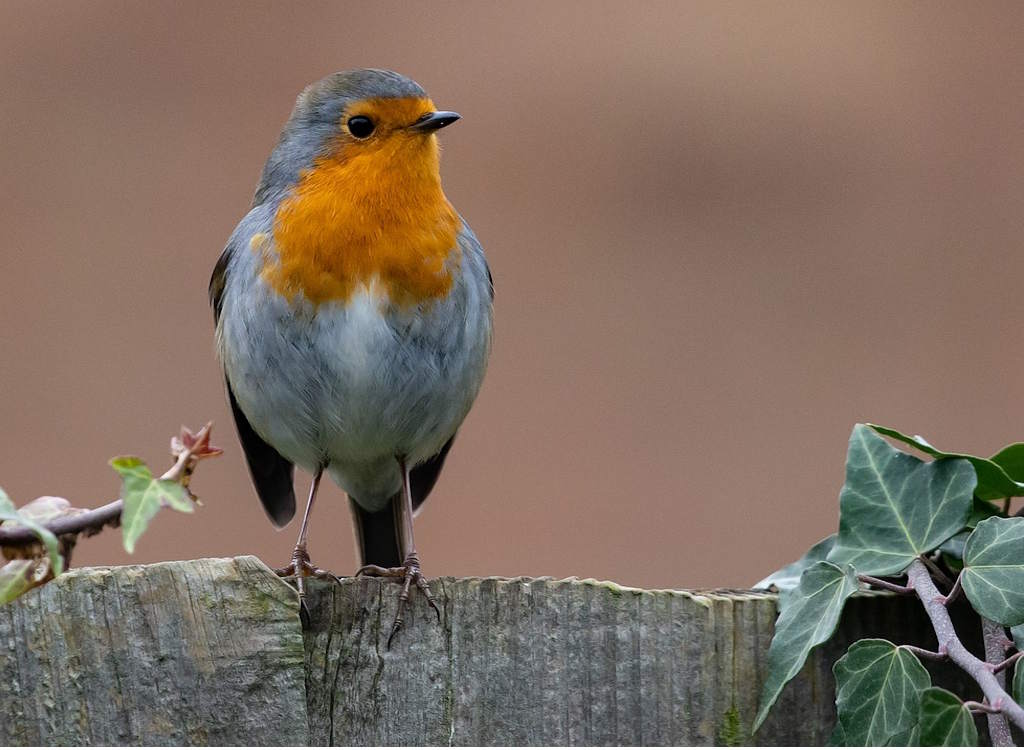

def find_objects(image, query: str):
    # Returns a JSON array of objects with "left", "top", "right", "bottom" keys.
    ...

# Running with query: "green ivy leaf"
[
  {"left": 884, "top": 724, "right": 920, "bottom": 746},
  {"left": 1012, "top": 624, "right": 1024, "bottom": 652},
  {"left": 110, "top": 456, "right": 193, "bottom": 554},
  {"left": 828, "top": 425, "right": 975, "bottom": 575},
  {"left": 961, "top": 516, "right": 1024, "bottom": 625},
  {"left": 0, "top": 559, "right": 37, "bottom": 605},
  {"left": 990, "top": 443, "right": 1024, "bottom": 485},
  {"left": 753, "top": 561, "right": 860, "bottom": 732},
  {"left": 917, "top": 687, "right": 978, "bottom": 746},
  {"left": 754, "top": 534, "right": 836, "bottom": 592},
  {"left": 868, "top": 424, "right": 1024, "bottom": 502},
  {"left": 832, "top": 639, "right": 931, "bottom": 746}
]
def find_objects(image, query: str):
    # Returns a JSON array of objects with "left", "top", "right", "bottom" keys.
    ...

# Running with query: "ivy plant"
[
  {"left": 755, "top": 423, "right": 1024, "bottom": 746},
  {"left": 0, "top": 424, "right": 220, "bottom": 605}
]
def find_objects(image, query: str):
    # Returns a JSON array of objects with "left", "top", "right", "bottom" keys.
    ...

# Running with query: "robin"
[{"left": 209, "top": 69, "right": 493, "bottom": 643}]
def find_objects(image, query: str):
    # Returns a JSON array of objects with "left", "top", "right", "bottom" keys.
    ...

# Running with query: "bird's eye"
[{"left": 347, "top": 116, "right": 375, "bottom": 139}]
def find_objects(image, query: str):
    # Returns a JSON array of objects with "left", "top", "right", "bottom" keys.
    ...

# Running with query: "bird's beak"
[{"left": 409, "top": 111, "right": 461, "bottom": 133}]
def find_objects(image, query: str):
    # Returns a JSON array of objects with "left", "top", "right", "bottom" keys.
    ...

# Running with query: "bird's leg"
[
  {"left": 275, "top": 470, "right": 342, "bottom": 606},
  {"left": 357, "top": 456, "right": 441, "bottom": 647}
]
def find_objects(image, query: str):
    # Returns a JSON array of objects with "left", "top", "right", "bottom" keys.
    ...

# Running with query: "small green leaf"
[
  {"left": 868, "top": 424, "right": 1024, "bottom": 502},
  {"left": 111, "top": 456, "right": 193, "bottom": 554},
  {"left": 833, "top": 639, "right": 931, "bottom": 746},
  {"left": 753, "top": 561, "right": 860, "bottom": 732},
  {"left": 754, "top": 534, "right": 836, "bottom": 592},
  {"left": 961, "top": 516, "right": 1024, "bottom": 625},
  {"left": 0, "top": 487, "right": 14, "bottom": 514},
  {"left": 917, "top": 687, "right": 978, "bottom": 746},
  {"left": 829, "top": 425, "right": 975, "bottom": 575},
  {"left": 0, "top": 559, "right": 36, "bottom": 604},
  {"left": 0, "top": 510, "right": 64, "bottom": 577},
  {"left": 1012, "top": 624, "right": 1024, "bottom": 652}
]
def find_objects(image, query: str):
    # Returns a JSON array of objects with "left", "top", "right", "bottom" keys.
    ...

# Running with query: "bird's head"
[{"left": 255, "top": 69, "right": 460, "bottom": 206}]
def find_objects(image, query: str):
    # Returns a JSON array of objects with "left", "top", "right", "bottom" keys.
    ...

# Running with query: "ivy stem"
[
  {"left": 938, "top": 571, "right": 963, "bottom": 606},
  {"left": 982, "top": 617, "right": 1015, "bottom": 746},
  {"left": 966, "top": 701, "right": 1003, "bottom": 715},
  {"left": 906, "top": 559, "right": 1024, "bottom": 742},
  {"left": 0, "top": 423, "right": 216, "bottom": 548},
  {"left": 856, "top": 574, "right": 913, "bottom": 595},
  {"left": 991, "top": 651, "right": 1024, "bottom": 675},
  {"left": 902, "top": 644, "right": 948, "bottom": 661},
  {"left": 920, "top": 553, "right": 955, "bottom": 588}
]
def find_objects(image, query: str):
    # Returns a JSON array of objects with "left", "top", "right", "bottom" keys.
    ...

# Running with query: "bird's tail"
[{"left": 350, "top": 497, "right": 402, "bottom": 568}]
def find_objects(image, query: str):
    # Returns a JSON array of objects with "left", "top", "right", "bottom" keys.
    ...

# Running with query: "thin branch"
[
  {"left": 982, "top": 617, "right": 1015, "bottom": 746},
  {"left": 966, "top": 701, "right": 1003, "bottom": 715},
  {"left": 0, "top": 423, "right": 219, "bottom": 548},
  {"left": 907, "top": 560, "right": 1024, "bottom": 741},
  {"left": 920, "top": 553, "right": 955, "bottom": 588},
  {"left": 902, "top": 644, "right": 948, "bottom": 662},
  {"left": 936, "top": 571, "right": 963, "bottom": 606},
  {"left": 1002, "top": 497, "right": 1012, "bottom": 515},
  {"left": 990, "top": 651, "right": 1023, "bottom": 675},
  {"left": 857, "top": 574, "right": 914, "bottom": 595}
]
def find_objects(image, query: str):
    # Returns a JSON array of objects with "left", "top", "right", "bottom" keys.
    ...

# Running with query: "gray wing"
[{"left": 210, "top": 243, "right": 296, "bottom": 527}]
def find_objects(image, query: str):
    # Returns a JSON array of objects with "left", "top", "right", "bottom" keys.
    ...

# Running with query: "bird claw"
[
  {"left": 357, "top": 555, "right": 440, "bottom": 648},
  {"left": 275, "top": 545, "right": 342, "bottom": 617}
]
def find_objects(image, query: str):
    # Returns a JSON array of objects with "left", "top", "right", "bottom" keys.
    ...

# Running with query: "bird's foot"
[
  {"left": 357, "top": 553, "right": 440, "bottom": 648},
  {"left": 275, "top": 544, "right": 342, "bottom": 620}
]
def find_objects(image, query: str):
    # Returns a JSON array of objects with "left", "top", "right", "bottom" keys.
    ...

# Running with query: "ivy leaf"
[
  {"left": 110, "top": 456, "right": 193, "bottom": 554},
  {"left": 1012, "top": 624, "right": 1024, "bottom": 652},
  {"left": 884, "top": 724, "right": 920, "bottom": 746},
  {"left": 867, "top": 424, "right": 1024, "bottom": 502},
  {"left": 961, "top": 516, "right": 1024, "bottom": 625},
  {"left": 917, "top": 687, "right": 978, "bottom": 746},
  {"left": 0, "top": 559, "right": 37, "bottom": 604},
  {"left": 829, "top": 425, "right": 975, "bottom": 576},
  {"left": 754, "top": 534, "right": 836, "bottom": 592},
  {"left": 753, "top": 561, "right": 860, "bottom": 732},
  {"left": 990, "top": 443, "right": 1024, "bottom": 485},
  {"left": 832, "top": 639, "right": 931, "bottom": 746}
]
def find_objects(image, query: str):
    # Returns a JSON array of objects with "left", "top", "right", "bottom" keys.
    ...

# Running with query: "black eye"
[{"left": 347, "top": 116, "right": 375, "bottom": 139}]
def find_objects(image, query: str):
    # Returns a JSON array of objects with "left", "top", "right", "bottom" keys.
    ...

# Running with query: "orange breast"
[{"left": 261, "top": 103, "right": 460, "bottom": 308}]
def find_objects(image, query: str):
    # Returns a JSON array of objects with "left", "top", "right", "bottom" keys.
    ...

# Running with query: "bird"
[{"left": 209, "top": 69, "right": 493, "bottom": 643}]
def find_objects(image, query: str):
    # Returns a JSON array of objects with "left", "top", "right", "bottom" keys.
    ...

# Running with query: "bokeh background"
[{"left": 2, "top": 2, "right": 1024, "bottom": 589}]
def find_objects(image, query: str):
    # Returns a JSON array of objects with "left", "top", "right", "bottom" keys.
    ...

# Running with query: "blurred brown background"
[{"left": 2, "top": 2, "right": 1023, "bottom": 590}]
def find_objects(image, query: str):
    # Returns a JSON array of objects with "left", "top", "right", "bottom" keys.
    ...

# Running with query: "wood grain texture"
[
  {"left": 0, "top": 556, "right": 306, "bottom": 745},
  {"left": 0, "top": 557, "right": 965, "bottom": 745}
]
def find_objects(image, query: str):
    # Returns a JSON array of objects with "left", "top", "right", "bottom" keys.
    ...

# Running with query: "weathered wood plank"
[
  {"left": 0, "top": 556, "right": 974, "bottom": 745},
  {"left": 0, "top": 556, "right": 306, "bottom": 745}
]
